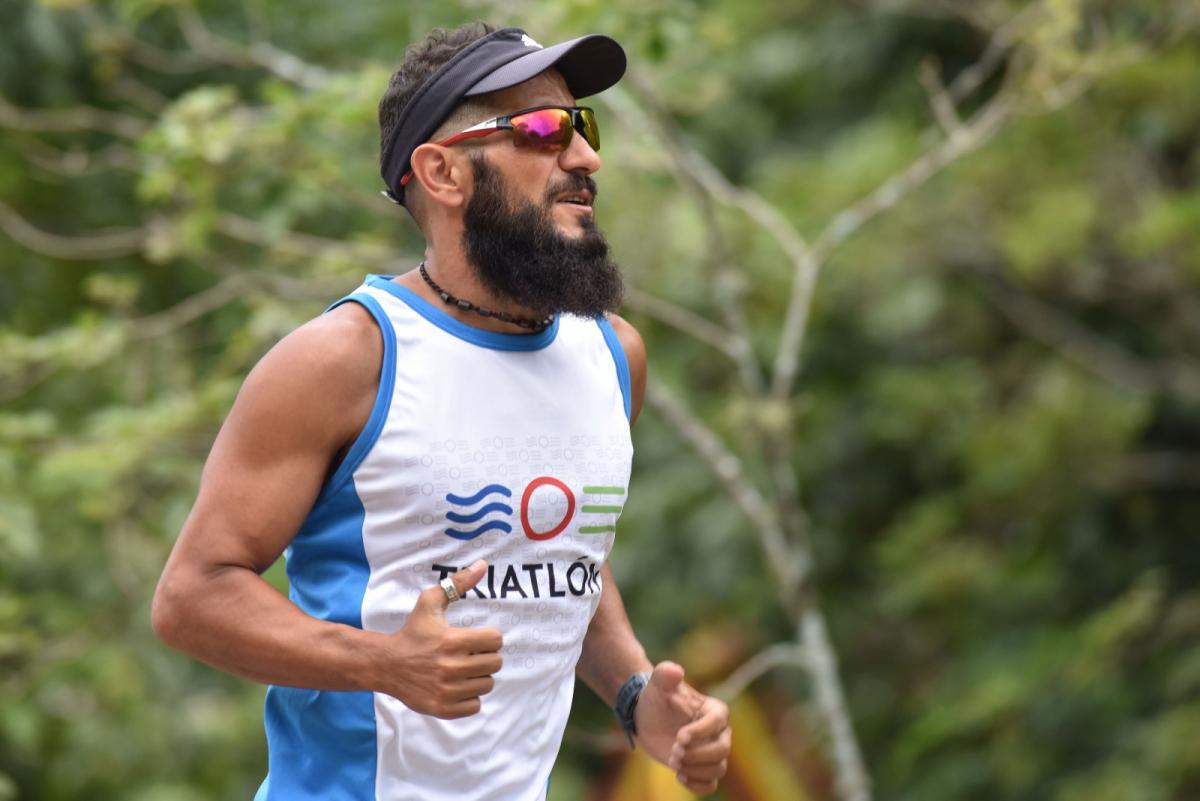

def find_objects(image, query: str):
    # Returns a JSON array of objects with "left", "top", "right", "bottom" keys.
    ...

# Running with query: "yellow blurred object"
[
  {"left": 672, "top": 624, "right": 749, "bottom": 685},
  {"left": 610, "top": 749, "right": 697, "bottom": 801},
  {"left": 725, "top": 695, "right": 813, "bottom": 801},
  {"left": 602, "top": 693, "right": 815, "bottom": 801}
]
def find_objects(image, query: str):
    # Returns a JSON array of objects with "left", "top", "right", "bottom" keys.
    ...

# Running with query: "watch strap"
[{"left": 613, "top": 671, "right": 651, "bottom": 749}]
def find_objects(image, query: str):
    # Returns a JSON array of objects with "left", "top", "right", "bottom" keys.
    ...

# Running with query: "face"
[
  {"left": 458, "top": 70, "right": 623, "bottom": 318},
  {"left": 466, "top": 69, "right": 604, "bottom": 238},
  {"left": 462, "top": 153, "right": 623, "bottom": 318}
]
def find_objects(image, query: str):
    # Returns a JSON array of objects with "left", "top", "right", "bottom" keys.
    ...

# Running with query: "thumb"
[
  {"left": 647, "top": 660, "right": 685, "bottom": 695},
  {"left": 415, "top": 560, "right": 488, "bottom": 616}
]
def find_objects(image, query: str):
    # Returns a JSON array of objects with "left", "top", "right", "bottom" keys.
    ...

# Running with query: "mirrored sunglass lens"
[
  {"left": 579, "top": 109, "right": 600, "bottom": 151},
  {"left": 513, "top": 109, "right": 573, "bottom": 149}
]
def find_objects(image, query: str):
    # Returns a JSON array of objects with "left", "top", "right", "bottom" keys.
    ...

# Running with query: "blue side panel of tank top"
[
  {"left": 255, "top": 292, "right": 396, "bottom": 800},
  {"left": 257, "top": 477, "right": 377, "bottom": 800}
]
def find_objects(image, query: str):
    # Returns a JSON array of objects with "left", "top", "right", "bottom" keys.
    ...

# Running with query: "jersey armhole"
[
  {"left": 315, "top": 292, "right": 397, "bottom": 503},
  {"left": 596, "top": 317, "right": 632, "bottom": 421}
]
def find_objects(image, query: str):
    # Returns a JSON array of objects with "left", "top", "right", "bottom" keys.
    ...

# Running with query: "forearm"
[
  {"left": 153, "top": 563, "right": 386, "bottom": 693},
  {"left": 577, "top": 563, "right": 652, "bottom": 705}
]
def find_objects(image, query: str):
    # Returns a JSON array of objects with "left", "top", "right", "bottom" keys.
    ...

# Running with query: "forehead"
[{"left": 485, "top": 68, "right": 576, "bottom": 111}]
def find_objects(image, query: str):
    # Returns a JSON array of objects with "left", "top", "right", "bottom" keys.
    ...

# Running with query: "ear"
[{"left": 408, "top": 144, "right": 470, "bottom": 210}]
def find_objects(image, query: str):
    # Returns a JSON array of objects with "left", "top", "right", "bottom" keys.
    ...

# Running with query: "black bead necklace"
[{"left": 418, "top": 262, "right": 553, "bottom": 333}]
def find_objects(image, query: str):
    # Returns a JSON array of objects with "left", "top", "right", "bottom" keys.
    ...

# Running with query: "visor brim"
[{"left": 464, "top": 34, "right": 626, "bottom": 100}]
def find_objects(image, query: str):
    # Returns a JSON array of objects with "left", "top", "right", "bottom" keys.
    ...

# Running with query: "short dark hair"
[{"left": 377, "top": 22, "right": 497, "bottom": 169}]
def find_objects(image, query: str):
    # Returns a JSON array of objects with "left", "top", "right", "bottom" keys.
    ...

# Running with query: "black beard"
[{"left": 460, "top": 154, "right": 623, "bottom": 319}]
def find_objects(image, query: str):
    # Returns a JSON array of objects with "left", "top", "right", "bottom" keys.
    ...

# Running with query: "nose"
[{"left": 558, "top": 127, "right": 601, "bottom": 176}]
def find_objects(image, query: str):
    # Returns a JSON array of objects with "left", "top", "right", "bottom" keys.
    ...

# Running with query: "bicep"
[
  {"left": 167, "top": 309, "right": 380, "bottom": 576},
  {"left": 179, "top": 379, "right": 338, "bottom": 575}
]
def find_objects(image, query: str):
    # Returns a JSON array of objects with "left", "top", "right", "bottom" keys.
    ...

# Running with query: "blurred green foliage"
[{"left": 1, "top": 1, "right": 1198, "bottom": 799}]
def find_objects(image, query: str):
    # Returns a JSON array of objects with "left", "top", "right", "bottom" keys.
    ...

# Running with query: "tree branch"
[
  {"left": 765, "top": 1, "right": 1080, "bottom": 404},
  {"left": 78, "top": 6, "right": 216, "bottom": 76},
  {"left": 609, "top": 77, "right": 767, "bottom": 394},
  {"left": 800, "top": 609, "right": 871, "bottom": 801},
  {"left": 943, "top": 0, "right": 1046, "bottom": 103},
  {"left": 608, "top": 78, "right": 825, "bottom": 403},
  {"left": 0, "top": 362, "right": 55, "bottom": 403},
  {"left": 0, "top": 178, "right": 400, "bottom": 279},
  {"left": 122, "top": 36, "right": 215, "bottom": 75},
  {"left": 919, "top": 57, "right": 965, "bottom": 139},
  {"left": 609, "top": 11, "right": 1088, "bottom": 800},
  {"left": 0, "top": 94, "right": 149, "bottom": 139},
  {"left": 19, "top": 140, "right": 140, "bottom": 179},
  {"left": 127, "top": 273, "right": 251, "bottom": 340},
  {"left": 175, "top": 4, "right": 330, "bottom": 91},
  {"left": 922, "top": 0, "right": 998, "bottom": 32},
  {"left": 645, "top": 379, "right": 806, "bottom": 599},
  {"left": 215, "top": 212, "right": 394, "bottom": 263},
  {"left": 621, "top": 286, "right": 743, "bottom": 363},
  {"left": 109, "top": 74, "right": 170, "bottom": 114},
  {"left": 610, "top": 77, "right": 829, "bottom": 562},
  {"left": 770, "top": 78, "right": 1014, "bottom": 403},
  {"left": 764, "top": 425, "right": 814, "bottom": 555},
  {"left": 0, "top": 200, "right": 147, "bottom": 260},
  {"left": 713, "top": 643, "right": 807, "bottom": 703},
  {"left": 1101, "top": 451, "right": 1200, "bottom": 490},
  {"left": 964, "top": 264, "right": 1200, "bottom": 400},
  {"left": 813, "top": 85, "right": 1012, "bottom": 262}
]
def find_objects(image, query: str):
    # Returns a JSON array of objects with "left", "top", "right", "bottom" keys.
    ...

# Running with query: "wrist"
[
  {"left": 596, "top": 650, "right": 652, "bottom": 707},
  {"left": 613, "top": 671, "right": 651, "bottom": 749},
  {"left": 344, "top": 627, "right": 393, "bottom": 693}
]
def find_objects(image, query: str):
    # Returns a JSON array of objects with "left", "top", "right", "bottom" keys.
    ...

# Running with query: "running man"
[{"left": 153, "top": 22, "right": 732, "bottom": 800}]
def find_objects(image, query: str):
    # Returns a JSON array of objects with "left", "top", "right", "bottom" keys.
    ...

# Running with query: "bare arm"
[
  {"left": 152, "top": 303, "right": 501, "bottom": 717},
  {"left": 576, "top": 562, "right": 654, "bottom": 704},
  {"left": 576, "top": 313, "right": 652, "bottom": 702},
  {"left": 578, "top": 313, "right": 731, "bottom": 794}
]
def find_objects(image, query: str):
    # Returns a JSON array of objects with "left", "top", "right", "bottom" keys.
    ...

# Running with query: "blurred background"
[{"left": 2, "top": 0, "right": 1199, "bottom": 799}]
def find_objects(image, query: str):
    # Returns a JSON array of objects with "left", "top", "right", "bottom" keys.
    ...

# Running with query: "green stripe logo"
[{"left": 578, "top": 486, "right": 626, "bottom": 534}]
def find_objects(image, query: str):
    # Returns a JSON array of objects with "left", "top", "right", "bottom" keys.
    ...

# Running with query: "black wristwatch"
[{"left": 614, "top": 671, "right": 651, "bottom": 749}]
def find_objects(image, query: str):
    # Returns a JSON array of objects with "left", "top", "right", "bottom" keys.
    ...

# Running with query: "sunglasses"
[{"left": 399, "top": 105, "right": 600, "bottom": 189}]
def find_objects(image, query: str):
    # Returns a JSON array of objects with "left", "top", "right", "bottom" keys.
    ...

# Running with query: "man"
[{"left": 152, "top": 22, "right": 732, "bottom": 800}]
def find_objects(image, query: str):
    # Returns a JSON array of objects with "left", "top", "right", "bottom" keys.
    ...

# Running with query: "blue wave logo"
[{"left": 444, "top": 484, "right": 513, "bottom": 540}]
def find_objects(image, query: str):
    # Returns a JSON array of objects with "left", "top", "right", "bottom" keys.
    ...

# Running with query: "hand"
[
  {"left": 633, "top": 661, "right": 732, "bottom": 796},
  {"left": 379, "top": 560, "right": 503, "bottom": 719}
]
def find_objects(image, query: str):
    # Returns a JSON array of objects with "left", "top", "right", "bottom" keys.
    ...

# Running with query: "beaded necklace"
[{"left": 418, "top": 262, "right": 553, "bottom": 333}]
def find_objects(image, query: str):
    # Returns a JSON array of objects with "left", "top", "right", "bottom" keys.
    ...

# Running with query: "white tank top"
[{"left": 255, "top": 274, "right": 634, "bottom": 801}]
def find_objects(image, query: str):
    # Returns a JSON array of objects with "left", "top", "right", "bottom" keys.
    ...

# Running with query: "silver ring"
[{"left": 439, "top": 577, "right": 461, "bottom": 603}]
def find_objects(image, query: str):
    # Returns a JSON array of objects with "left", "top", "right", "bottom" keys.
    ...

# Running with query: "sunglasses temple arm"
[
  {"left": 434, "top": 128, "right": 502, "bottom": 148},
  {"left": 398, "top": 128, "right": 504, "bottom": 187}
]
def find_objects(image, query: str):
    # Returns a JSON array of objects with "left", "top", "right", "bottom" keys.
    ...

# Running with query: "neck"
[
  {"left": 418, "top": 262, "right": 552, "bottom": 332},
  {"left": 397, "top": 245, "right": 550, "bottom": 334}
]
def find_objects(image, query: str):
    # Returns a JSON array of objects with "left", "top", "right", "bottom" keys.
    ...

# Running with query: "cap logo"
[{"left": 521, "top": 34, "right": 543, "bottom": 48}]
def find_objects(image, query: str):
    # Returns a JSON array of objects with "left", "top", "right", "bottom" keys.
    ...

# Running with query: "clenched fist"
[
  {"left": 635, "top": 661, "right": 732, "bottom": 795},
  {"left": 376, "top": 560, "right": 503, "bottom": 719}
]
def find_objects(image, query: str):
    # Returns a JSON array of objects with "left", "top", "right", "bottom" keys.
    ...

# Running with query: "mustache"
[{"left": 545, "top": 173, "right": 599, "bottom": 204}]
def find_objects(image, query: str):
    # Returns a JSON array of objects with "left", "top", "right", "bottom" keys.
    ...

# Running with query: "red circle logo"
[{"left": 521, "top": 476, "right": 576, "bottom": 541}]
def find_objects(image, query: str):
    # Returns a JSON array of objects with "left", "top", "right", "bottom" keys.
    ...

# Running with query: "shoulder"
[
  {"left": 606, "top": 313, "right": 645, "bottom": 366},
  {"left": 256, "top": 301, "right": 381, "bottom": 393},
  {"left": 233, "top": 300, "right": 384, "bottom": 450},
  {"left": 605, "top": 313, "right": 647, "bottom": 425}
]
